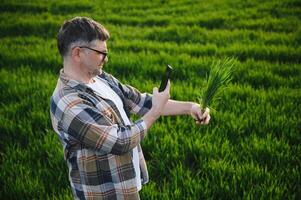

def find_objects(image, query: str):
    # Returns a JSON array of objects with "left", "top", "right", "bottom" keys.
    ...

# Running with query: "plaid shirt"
[{"left": 50, "top": 69, "right": 152, "bottom": 200}]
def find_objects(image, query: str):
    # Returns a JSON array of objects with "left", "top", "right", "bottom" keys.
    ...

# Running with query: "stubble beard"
[
  {"left": 89, "top": 63, "right": 103, "bottom": 77},
  {"left": 91, "top": 68, "right": 101, "bottom": 76}
]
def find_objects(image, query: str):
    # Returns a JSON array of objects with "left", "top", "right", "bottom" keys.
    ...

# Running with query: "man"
[{"left": 50, "top": 16, "right": 210, "bottom": 200}]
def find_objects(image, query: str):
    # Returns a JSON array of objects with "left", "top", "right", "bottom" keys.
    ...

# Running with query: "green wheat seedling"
[{"left": 199, "top": 57, "right": 235, "bottom": 111}]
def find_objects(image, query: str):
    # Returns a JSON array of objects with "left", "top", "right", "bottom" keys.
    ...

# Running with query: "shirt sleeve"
[
  {"left": 61, "top": 98, "right": 148, "bottom": 155},
  {"left": 108, "top": 74, "right": 153, "bottom": 116}
]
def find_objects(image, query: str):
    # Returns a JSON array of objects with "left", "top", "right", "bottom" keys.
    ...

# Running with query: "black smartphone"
[{"left": 159, "top": 65, "right": 173, "bottom": 92}]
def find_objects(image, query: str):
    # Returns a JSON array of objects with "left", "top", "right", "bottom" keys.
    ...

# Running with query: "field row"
[
  {"left": 110, "top": 39, "right": 301, "bottom": 62},
  {"left": 1, "top": 11, "right": 299, "bottom": 38},
  {"left": 1, "top": 0, "right": 300, "bottom": 20},
  {"left": 1, "top": 35, "right": 300, "bottom": 60},
  {"left": 1, "top": 16, "right": 299, "bottom": 48}
]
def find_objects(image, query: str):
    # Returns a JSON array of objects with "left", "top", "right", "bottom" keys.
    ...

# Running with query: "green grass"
[{"left": 0, "top": 0, "right": 300, "bottom": 199}]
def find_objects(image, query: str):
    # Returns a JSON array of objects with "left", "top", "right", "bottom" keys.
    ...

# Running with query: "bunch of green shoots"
[{"left": 199, "top": 57, "right": 236, "bottom": 112}]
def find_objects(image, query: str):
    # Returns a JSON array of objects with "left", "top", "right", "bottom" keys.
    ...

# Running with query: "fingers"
[
  {"left": 202, "top": 107, "right": 210, "bottom": 125},
  {"left": 153, "top": 87, "right": 158, "bottom": 94},
  {"left": 196, "top": 109, "right": 203, "bottom": 121},
  {"left": 190, "top": 103, "right": 203, "bottom": 121},
  {"left": 203, "top": 115, "right": 211, "bottom": 125},
  {"left": 195, "top": 107, "right": 211, "bottom": 125},
  {"left": 195, "top": 116, "right": 210, "bottom": 125},
  {"left": 202, "top": 107, "right": 210, "bottom": 118},
  {"left": 196, "top": 107, "right": 209, "bottom": 121},
  {"left": 151, "top": 83, "right": 170, "bottom": 115}
]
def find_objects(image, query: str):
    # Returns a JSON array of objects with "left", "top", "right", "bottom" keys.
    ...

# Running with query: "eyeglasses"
[{"left": 78, "top": 46, "right": 108, "bottom": 62}]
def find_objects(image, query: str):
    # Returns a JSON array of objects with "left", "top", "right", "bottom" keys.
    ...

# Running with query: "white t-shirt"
[{"left": 87, "top": 77, "right": 142, "bottom": 191}]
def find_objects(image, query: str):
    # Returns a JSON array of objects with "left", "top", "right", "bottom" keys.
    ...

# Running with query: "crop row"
[
  {"left": 1, "top": 1, "right": 300, "bottom": 39},
  {"left": 1, "top": 0, "right": 299, "bottom": 21},
  {"left": 1, "top": 21, "right": 299, "bottom": 50}
]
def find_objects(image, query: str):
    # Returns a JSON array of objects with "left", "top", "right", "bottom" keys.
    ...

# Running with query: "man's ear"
[{"left": 71, "top": 47, "right": 81, "bottom": 62}]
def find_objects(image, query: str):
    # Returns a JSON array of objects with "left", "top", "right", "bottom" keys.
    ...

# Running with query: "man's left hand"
[{"left": 190, "top": 103, "right": 211, "bottom": 125}]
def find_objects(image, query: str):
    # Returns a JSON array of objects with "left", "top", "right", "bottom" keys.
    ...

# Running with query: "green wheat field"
[{"left": 0, "top": 0, "right": 300, "bottom": 199}]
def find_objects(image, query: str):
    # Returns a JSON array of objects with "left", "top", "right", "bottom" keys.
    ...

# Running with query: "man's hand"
[
  {"left": 151, "top": 80, "right": 170, "bottom": 116},
  {"left": 190, "top": 103, "right": 211, "bottom": 125},
  {"left": 142, "top": 81, "right": 170, "bottom": 129}
]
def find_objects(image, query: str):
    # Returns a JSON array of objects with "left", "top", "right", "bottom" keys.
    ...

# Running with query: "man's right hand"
[{"left": 142, "top": 80, "right": 170, "bottom": 129}]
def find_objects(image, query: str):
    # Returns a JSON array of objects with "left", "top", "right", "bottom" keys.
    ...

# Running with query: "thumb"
[
  {"left": 197, "top": 110, "right": 204, "bottom": 121},
  {"left": 153, "top": 87, "right": 158, "bottom": 94}
]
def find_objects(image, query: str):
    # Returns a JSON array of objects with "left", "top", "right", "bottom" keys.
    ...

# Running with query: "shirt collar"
[
  {"left": 59, "top": 69, "right": 91, "bottom": 92},
  {"left": 59, "top": 69, "right": 111, "bottom": 93}
]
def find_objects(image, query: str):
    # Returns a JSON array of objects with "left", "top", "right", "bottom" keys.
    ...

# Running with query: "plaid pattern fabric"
[{"left": 50, "top": 69, "right": 152, "bottom": 199}]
